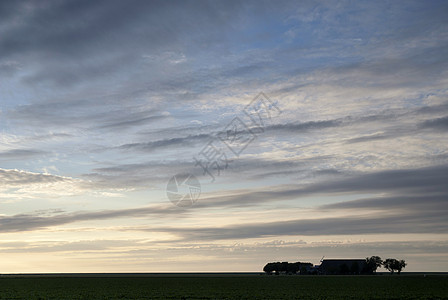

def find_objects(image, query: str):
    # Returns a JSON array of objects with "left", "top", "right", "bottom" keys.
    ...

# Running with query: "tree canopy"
[
  {"left": 383, "top": 258, "right": 407, "bottom": 274},
  {"left": 365, "top": 256, "right": 383, "bottom": 273},
  {"left": 263, "top": 261, "right": 313, "bottom": 275}
]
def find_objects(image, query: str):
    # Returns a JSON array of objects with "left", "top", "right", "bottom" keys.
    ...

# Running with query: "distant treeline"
[{"left": 263, "top": 262, "right": 313, "bottom": 275}]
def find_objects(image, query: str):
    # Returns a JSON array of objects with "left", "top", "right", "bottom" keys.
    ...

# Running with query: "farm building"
[{"left": 317, "top": 259, "right": 367, "bottom": 275}]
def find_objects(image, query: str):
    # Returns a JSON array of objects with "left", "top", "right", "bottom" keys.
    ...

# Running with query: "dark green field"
[{"left": 0, "top": 274, "right": 447, "bottom": 299}]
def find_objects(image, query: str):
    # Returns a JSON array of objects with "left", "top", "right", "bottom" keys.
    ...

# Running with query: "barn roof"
[{"left": 320, "top": 259, "right": 366, "bottom": 269}]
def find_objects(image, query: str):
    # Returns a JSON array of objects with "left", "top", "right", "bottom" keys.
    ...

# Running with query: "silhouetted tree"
[
  {"left": 262, "top": 262, "right": 284, "bottom": 275},
  {"left": 280, "top": 262, "right": 289, "bottom": 273},
  {"left": 383, "top": 258, "right": 407, "bottom": 274},
  {"left": 287, "top": 262, "right": 300, "bottom": 274},
  {"left": 263, "top": 261, "right": 313, "bottom": 275},
  {"left": 396, "top": 260, "right": 407, "bottom": 274},
  {"left": 263, "top": 263, "right": 275, "bottom": 275},
  {"left": 365, "top": 256, "right": 383, "bottom": 274},
  {"left": 299, "top": 262, "right": 313, "bottom": 275}
]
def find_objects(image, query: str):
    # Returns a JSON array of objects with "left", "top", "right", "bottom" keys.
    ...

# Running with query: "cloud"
[
  {"left": 0, "top": 168, "right": 69, "bottom": 187},
  {"left": 267, "top": 119, "right": 343, "bottom": 132},
  {"left": 160, "top": 210, "right": 447, "bottom": 241},
  {"left": 320, "top": 194, "right": 447, "bottom": 211},
  {"left": 96, "top": 113, "right": 169, "bottom": 131},
  {"left": 83, "top": 160, "right": 196, "bottom": 189},
  {"left": 118, "top": 134, "right": 212, "bottom": 153},
  {"left": 113, "top": 109, "right": 401, "bottom": 153},
  {"left": 0, "top": 168, "right": 87, "bottom": 200},
  {"left": 0, "top": 0, "right": 250, "bottom": 88},
  {"left": 191, "top": 164, "right": 448, "bottom": 209},
  {"left": 2, "top": 164, "right": 446, "bottom": 236},
  {"left": 344, "top": 133, "right": 390, "bottom": 144},
  {"left": 0, "top": 149, "right": 47, "bottom": 160},
  {"left": 0, "top": 204, "right": 180, "bottom": 233},
  {"left": 0, "top": 61, "right": 21, "bottom": 76},
  {"left": 420, "top": 116, "right": 448, "bottom": 131},
  {"left": 10, "top": 101, "right": 169, "bottom": 132}
]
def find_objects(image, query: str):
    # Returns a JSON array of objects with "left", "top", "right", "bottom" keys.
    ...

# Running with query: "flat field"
[{"left": 0, "top": 274, "right": 447, "bottom": 299}]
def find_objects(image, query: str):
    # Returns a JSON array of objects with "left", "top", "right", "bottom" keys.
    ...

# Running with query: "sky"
[{"left": 0, "top": 0, "right": 447, "bottom": 273}]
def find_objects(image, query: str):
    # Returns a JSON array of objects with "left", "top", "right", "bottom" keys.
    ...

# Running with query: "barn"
[{"left": 318, "top": 259, "right": 367, "bottom": 275}]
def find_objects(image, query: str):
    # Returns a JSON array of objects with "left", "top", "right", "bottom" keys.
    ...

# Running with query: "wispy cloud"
[{"left": 0, "top": 149, "right": 47, "bottom": 159}]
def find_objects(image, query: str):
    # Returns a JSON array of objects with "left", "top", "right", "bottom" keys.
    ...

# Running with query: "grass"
[{"left": 0, "top": 274, "right": 447, "bottom": 299}]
